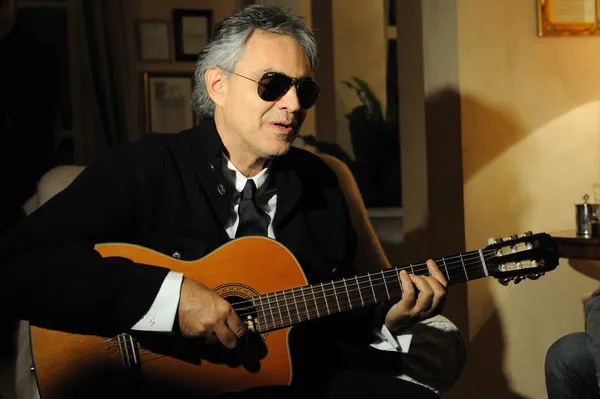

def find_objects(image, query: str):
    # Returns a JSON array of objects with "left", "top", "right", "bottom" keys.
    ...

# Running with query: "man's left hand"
[{"left": 384, "top": 259, "right": 448, "bottom": 332}]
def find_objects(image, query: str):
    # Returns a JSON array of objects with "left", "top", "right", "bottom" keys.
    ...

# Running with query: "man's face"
[
  {"left": 0, "top": 0, "right": 17, "bottom": 41},
  {"left": 217, "top": 30, "right": 312, "bottom": 160}
]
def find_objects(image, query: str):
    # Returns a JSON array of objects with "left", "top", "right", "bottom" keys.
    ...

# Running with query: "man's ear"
[{"left": 205, "top": 67, "right": 226, "bottom": 107}]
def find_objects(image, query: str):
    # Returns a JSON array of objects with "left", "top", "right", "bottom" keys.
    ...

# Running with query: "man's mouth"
[{"left": 270, "top": 121, "right": 296, "bottom": 133}]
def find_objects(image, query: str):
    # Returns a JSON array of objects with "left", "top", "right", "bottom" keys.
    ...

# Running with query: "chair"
[{"left": 315, "top": 152, "right": 466, "bottom": 395}]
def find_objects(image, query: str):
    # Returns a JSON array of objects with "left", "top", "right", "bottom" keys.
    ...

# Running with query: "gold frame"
[{"left": 537, "top": 0, "right": 600, "bottom": 36}]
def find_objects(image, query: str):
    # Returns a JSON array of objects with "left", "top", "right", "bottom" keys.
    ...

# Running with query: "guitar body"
[{"left": 30, "top": 237, "right": 309, "bottom": 398}]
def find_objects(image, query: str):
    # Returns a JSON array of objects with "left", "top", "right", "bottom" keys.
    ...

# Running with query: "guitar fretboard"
[{"left": 240, "top": 249, "right": 492, "bottom": 333}]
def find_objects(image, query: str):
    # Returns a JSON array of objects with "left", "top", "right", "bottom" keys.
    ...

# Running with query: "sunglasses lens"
[
  {"left": 296, "top": 80, "right": 320, "bottom": 109},
  {"left": 257, "top": 73, "right": 320, "bottom": 109},
  {"left": 258, "top": 74, "right": 293, "bottom": 101}
]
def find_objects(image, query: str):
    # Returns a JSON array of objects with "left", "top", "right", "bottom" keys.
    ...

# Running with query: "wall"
[
  {"left": 330, "top": 0, "right": 387, "bottom": 157},
  {"left": 132, "top": 0, "right": 245, "bottom": 76},
  {"left": 130, "top": 0, "right": 316, "bottom": 136},
  {"left": 452, "top": 0, "right": 600, "bottom": 397}
]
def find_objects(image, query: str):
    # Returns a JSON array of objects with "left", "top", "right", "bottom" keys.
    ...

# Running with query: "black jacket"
[{"left": 0, "top": 119, "right": 359, "bottom": 338}]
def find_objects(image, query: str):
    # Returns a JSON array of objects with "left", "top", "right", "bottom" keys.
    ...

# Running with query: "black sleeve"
[{"left": 0, "top": 143, "right": 170, "bottom": 338}]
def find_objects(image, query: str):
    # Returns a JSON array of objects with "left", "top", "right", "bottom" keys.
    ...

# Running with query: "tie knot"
[{"left": 241, "top": 179, "right": 257, "bottom": 201}]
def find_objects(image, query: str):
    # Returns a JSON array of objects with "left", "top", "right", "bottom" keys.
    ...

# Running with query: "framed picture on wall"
[
  {"left": 137, "top": 20, "right": 171, "bottom": 61},
  {"left": 173, "top": 9, "right": 214, "bottom": 61},
  {"left": 143, "top": 72, "right": 198, "bottom": 133},
  {"left": 537, "top": 0, "right": 600, "bottom": 36}
]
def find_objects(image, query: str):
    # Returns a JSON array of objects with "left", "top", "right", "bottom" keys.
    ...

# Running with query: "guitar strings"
[
  {"left": 231, "top": 249, "right": 502, "bottom": 318},
  {"left": 242, "top": 252, "right": 540, "bottom": 332},
  {"left": 235, "top": 249, "right": 541, "bottom": 330},
  {"left": 234, "top": 252, "right": 499, "bottom": 325},
  {"left": 231, "top": 249, "right": 501, "bottom": 315}
]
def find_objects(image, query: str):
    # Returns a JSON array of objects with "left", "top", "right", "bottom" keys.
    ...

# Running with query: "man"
[
  {"left": 545, "top": 288, "right": 600, "bottom": 398},
  {"left": 0, "top": 5, "right": 447, "bottom": 398}
]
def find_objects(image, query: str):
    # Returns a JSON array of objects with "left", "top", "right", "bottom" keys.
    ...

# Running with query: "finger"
[
  {"left": 226, "top": 310, "right": 247, "bottom": 339},
  {"left": 409, "top": 275, "right": 434, "bottom": 313},
  {"left": 426, "top": 259, "right": 448, "bottom": 288},
  {"left": 215, "top": 323, "right": 239, "bottom": 349},
  {"left": 398, "top": 270, "right": 416, "bottom": 305},
  {"left": 423, "top": 276, "right": 447, "bottom": 313}
]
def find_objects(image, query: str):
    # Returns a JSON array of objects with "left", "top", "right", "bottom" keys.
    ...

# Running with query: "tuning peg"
[
  {"left": 519, "top": 231, "right": 533, "bottom": 238},
  {"left": 488, "top": 237, "right": 504, "bottom": 245},
  {"left": 498, "top": 277, "right": 513, "bottom": 286},
  {"left": 514, "top": 276, "right": 525, "bottom": 284},
  {"left": 527, "top": 272, "right": 545, "bottom": 280},
  {"left": 509, "top": 234, "right": 518, "bottom": 241}
]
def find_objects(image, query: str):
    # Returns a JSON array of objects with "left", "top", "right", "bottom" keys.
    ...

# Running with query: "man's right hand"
[{"left": 177, "top": 277, "right": 246, "bottom": 349}]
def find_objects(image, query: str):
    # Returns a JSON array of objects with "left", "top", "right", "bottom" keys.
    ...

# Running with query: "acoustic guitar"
[{"left": 26, "top": 232, "right": 558, "bottom": 398}]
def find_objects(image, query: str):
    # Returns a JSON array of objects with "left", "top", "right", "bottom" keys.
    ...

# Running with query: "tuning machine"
[
  {"left": 519, "top": 231, "right": 533, "bottom": 238},
  {"left": 526, "top": 272, "right": 545, "bottom": 280},
  {"left": 488, "top": 236, "right": 504, "bottom": 245},
  {"left": 513, "top": 275, "right": 525, "bottom": 284},
  {"left": 498, "top": 277, "right": 513, "bottom": 286}
]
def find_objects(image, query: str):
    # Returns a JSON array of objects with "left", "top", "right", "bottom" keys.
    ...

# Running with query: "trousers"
[{"left": 545, "top": 332, "right": 599, "bottom": 399}]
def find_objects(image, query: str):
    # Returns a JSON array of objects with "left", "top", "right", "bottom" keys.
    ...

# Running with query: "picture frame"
[
  {"left": 537, "top": 0, "right": 600, "bottom": 36},
  {"left": 173, "top": 9, "right": 214, "bottom": 61},
  {"left": 143, "top": 72, "right": 198, "bottom": 133},
  {"left": 137, "top": 20, "right": 171, "bottom": 62}
]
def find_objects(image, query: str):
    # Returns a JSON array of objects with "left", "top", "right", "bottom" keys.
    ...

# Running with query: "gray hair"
[{"left": 192, "top": 4, "right": 318, "bottom": 118}]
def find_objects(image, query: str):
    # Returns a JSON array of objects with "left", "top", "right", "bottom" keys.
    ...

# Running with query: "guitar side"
[{"left": 30, "top": 237, "right": 309, "bottom": 398}]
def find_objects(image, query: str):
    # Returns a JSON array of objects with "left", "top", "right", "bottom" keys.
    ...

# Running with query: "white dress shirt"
[{"left": 131, "top": 155, "right": 411, "bottom": 354}]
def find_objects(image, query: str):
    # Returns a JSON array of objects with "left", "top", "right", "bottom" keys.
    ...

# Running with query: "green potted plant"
[{"left": 301, "top": 77, "right": 401, "bottom": 207}]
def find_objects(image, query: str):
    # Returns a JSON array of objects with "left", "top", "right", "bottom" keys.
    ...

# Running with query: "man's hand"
[
  {"left": 177, "top": 278, "right": 246, "bottom": 349},
  {"left": 384, "top": 259, "right": 448, "bottom": 332}
]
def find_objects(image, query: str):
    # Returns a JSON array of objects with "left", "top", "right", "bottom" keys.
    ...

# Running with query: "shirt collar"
[{"left": 221, "top": 154, "right": 272, "bottom": 195}]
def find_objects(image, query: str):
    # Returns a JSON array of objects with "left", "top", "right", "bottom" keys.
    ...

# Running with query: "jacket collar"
[{"left": 181, "top": 118, "right": 303, "bottom": 232}]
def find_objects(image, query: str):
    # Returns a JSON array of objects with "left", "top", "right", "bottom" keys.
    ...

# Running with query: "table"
[{"left": 552, "top": 230, "right": 600, "bottom": 260}]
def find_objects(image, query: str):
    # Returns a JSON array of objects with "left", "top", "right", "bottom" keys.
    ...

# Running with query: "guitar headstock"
[{"left": 484, "top": 231, "right": 559, "bottom": 285}]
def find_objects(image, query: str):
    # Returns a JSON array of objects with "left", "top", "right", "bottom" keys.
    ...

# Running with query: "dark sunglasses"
[{"left": 229, "top": 71, "right": 320, "bottom": 110}]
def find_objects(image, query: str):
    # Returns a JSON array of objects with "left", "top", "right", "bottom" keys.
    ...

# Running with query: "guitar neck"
[{"left": 247, "top": 249, "right": 490, "bottom": 333}]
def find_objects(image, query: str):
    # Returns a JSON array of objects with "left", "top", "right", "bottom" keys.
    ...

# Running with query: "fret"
[
  {"left": 368, "top": 273, "right": 377, "bottom": 303},
  {"left": 254, "top": 296, "right": 268, "bottom": 331},
  {"left": 388, "top": 268, "right": 403, "bottom": 298},
  {"left": 299, "top": 286, "right": 311, "bottom": 321},
  {"left": 460, "top": 254, "right": 468, "bottom": 281},
  {"left": 381, "top": 270, "right": 390, "bottom": 300},
  {"left": 281, "top": 290, "right": 292, "bottom": 326},
  {"left": 343, "top": 278, "right": 352, "bottom": 309},
  {"left": 355, "top": 276, "right": 365, "bottom": 306},
  {"left": 373, "top": 271, "right": 389, "bottom": 302},
  {"left": 331, "top": 281, "right": 341, "bottom": 312},
  {"left": 441, "top": 257, "right": 449, "bottom": 281},
  {"left": 272, "top": 292, "right": 283, "bottom": 328},
  {"left": 321, "top": 283, "right": 330, "bottom": 314},
  {"left": 310, "top": 285, "right": 320, "bottom": 318},
  {"left": 265, "top": 293, "right": 275, "bottom": 330},
  {"left": 410, "top": 264, "right": 414, "bottom": 273},
  {"left": 290, "top": 288, "right": 301, "bottom": 323}
]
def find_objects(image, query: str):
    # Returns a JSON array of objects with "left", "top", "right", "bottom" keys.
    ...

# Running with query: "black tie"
[{"left": 235, "top": 180, "right": 269, "bottom": 237}]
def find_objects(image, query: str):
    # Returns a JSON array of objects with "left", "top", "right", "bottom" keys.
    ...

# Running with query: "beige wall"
[
  {"left": 330, "top": 0, "right": 387, "bottom": 157},
  {"left": 452, "top": 0, "right": 600, "bottom": 397}
]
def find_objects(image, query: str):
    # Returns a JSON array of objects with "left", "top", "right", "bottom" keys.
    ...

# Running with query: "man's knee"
[{"left": 545, "top": 332, "right": 589, "bottom": 378}]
